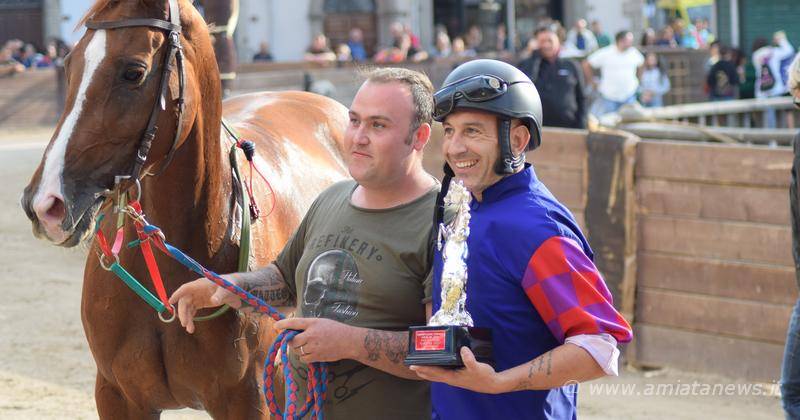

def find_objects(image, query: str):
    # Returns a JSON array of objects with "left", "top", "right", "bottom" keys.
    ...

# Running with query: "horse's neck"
[{"left": 140, "top": 118, "right": 233, "bottom": 263}]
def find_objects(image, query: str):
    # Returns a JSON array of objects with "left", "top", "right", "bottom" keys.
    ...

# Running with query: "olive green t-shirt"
[{"left": 274, "top": 180, "right": 437, "bottom": 420}]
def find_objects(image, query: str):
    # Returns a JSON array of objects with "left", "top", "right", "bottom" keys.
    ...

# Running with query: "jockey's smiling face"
[
  {"left": 345, "top": 80, "right": 423, "bottom": 188},
  {"left": 442, "top": 110, "right": 530, "bottom": 201}
]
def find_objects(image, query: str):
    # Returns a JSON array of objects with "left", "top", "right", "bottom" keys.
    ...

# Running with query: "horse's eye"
[{"left": 123, "top": 66, "right": 145, "bottom": 83}]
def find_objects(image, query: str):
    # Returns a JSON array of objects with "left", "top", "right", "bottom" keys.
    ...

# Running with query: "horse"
[{"left": 20, "top": 0, "right": 349, "bottom": 417}]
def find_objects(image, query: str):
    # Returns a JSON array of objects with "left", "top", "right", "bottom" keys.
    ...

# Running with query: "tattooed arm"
[
  {"left": 274, "top": 302, "right": 432, "bottom": 380},
  {"left": 411, "top": 343, "right": 605, "bottom": 394},
  {"left": 170, "top": 263, "right": 294, "bottom": 333},
  {"left": 228, "top": 263, "right": 295, "bottom": 307},
  {"left": 504, "top": 343, "right": 605, "bottom": 391}
]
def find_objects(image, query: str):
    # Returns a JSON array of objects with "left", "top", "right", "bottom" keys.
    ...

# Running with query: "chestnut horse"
[{"left": 20, "top": 0, "right": 348, "bottom": 418}]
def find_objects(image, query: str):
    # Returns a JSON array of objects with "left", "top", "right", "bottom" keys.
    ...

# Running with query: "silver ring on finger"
[{"left": 300, "top": 345, "right": 307, "bottom": 356}]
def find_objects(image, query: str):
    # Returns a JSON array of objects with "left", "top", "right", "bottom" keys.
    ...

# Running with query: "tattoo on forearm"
[
  {"left": 363, "top": 330, "right": 408, "bottom": 364},
  {"left": 518, "top": 350, "right": 554, "bottom": 391},
  {"left": 238, "top": 265, "right": 294, "bottom": 307}
]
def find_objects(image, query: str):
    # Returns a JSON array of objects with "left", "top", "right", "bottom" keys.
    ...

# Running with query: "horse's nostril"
[
  {"left": 47, "top": 197, "right": 66, "bottom": 221},
  {"left": 33, "top": 194, "right": 67, "bottom": 226}
]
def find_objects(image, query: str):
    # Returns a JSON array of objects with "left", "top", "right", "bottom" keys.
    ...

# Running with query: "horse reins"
[{"left": 84, "top": 2, "right": 327, "bottom": 418}]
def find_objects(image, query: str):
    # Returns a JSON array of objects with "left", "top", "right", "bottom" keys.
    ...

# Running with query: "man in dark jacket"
[
  {"left": 517, "top": 26, "right": 587, "bottom": 129},
  {"left": 783, "top": 50, "right": 800, "bottom": 420}
]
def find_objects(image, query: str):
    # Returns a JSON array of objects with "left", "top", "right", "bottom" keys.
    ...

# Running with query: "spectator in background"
[
  {"left": 5, "top": 39, "right": 24, "bottom": 62},
  {"left": 252, "top": 41, "right": 273, "bottom": 62},
  {"left": 591, "top": 20, "right": 611, "bottom": 48},
  {"left": 451, "top": 37, "right": 476, "bottom": 59},
  {"left": 640, "top": 28, "right": 657, "bottom": 48},
  {"left": 465, "top": 25, "right": 483, "bottom": 53},
  {"left": 656, "top": 26, "right": 678, "bottom": 48},
  {"left": 374, "top": 22, "right": 428, "bottom": 63},
  {"left": 496, "top": 23, "right": 511, "bottom": 52},
  {"left": 565, "top": 18, "right": 598, "bottom": 55},
  {"left": 706, "top": 45, "right": 739, "bottom": 101},
  {"left": 639, "top": 52, "right": 670, "bottom": 107},
  {"left": 346, "top": 28, "right": 367, "bottom": 62},
  {"left": 304, "top": 33, "right": 336, "bottom": 64},
  {"left": 705, "top": 40, "right": 721, "bottom": 72},
  {"left": 753, "top": 31, "right": 795, "bottom": 127},
  {"left": 0, "top": 46, "right": 25, "bottom": 77},
  {"left": 695, "top": 18, "right": 714, "bottom": 48},
  {"left": 335, "top": 43, "right": 352, "bottom": 63},
  {"left": 20, "top": 43, "right": 48, "bottom": 68},
  {"left": 670, "top": 19, "right": 687, "bottom": 47},
  {"left": 585, "top": 30, "right": 644, "bottom": 116},
  {"left": 517, "top": 26, "right": 586, "bottom": 129},
  {"left": 404, "top": 23, "right": 422, "bottom": 51},
  {"left": 782, "top": 50, "right": 800, "bottom": 420},
  {"left": 431, "top": 31, "right": 452, "bottom": 59},
  {"left": 732, "top": 48, "right": 752, "bottom": 99}
]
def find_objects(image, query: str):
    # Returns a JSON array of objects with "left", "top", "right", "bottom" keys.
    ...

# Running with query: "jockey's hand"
[
  {"left": 169, "top": 275, "right": 242, "bottom": 334},
  {"left": 411, "top": 347, "right": 503, "bottom": 394},
  {"left": 274, "top": 317, "right": 358, "bottom": 364}
]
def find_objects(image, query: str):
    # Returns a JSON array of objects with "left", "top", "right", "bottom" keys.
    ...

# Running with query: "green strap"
[
  {"left": 110, "top": 262, "right": 166, "bottom": 313},
  {"left": 192, "top": 122, "right": 252, "bottom": 322}
]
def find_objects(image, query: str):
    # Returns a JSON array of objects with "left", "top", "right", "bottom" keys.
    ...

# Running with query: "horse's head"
[{"left": 21, "top": 0, "right": 218, "bottom": 247}]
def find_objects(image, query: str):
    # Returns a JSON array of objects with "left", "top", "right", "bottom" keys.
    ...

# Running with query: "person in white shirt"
[
  {"left": 584, "top": 30, "right": 644, "bottom": 116},
  {"left": 752, "top": 31, "right": 795, "bottom": 127},
  {"left": 753, "top": 31, "right": 795, "bottom": 99}
]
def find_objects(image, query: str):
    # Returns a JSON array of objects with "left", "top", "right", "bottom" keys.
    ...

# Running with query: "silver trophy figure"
[
  {"left": 430, "top": 180, "right": 473, "bottom": 327},
  {"left": 404, "top": 179, "right": 493, "bottom": 367}
]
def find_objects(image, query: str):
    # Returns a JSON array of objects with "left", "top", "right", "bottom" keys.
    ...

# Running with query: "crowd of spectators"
[{"left": 0, "top": 38, "right": 70, "bottom": 78}]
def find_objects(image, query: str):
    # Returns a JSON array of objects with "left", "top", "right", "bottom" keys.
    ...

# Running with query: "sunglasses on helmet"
[{"left": 433, "top": 75, "right": 509, "bottom": 120}]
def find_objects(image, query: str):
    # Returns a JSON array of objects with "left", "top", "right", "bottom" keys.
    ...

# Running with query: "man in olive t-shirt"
[
  {"left": 274, "top": 179, "right": 436, "bottom": 418},
  {"left": 171, "top": 67, "right": 438, "bottom": 419}
]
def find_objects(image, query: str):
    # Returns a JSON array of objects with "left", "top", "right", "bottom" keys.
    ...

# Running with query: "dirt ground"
[{"left": 0, "top": 128, "right": 785, "bottom": 419}]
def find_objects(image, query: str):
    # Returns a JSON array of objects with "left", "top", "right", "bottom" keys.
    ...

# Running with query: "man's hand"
[
  {"left": 169, "top": 275, "right": 242, "bottom": 334},
  {"left": 274, "top": 317, "right": 358, "bottom": 364},
  {"left": 410, "top": 347, "right": 505, "bottom": 394}
]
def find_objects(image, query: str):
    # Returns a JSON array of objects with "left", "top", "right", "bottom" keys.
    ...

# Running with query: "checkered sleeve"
[{"left": 521, "top": 236, "right": 632, "bottom": 344}]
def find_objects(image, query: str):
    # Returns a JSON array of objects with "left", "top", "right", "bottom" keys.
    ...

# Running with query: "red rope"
[{"left": 236, "top": 139, "right": 277, "bottom": 219}]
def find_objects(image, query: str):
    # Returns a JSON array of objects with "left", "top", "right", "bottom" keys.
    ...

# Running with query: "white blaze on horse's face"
[{"left": 31, "top": 30, "right": 107, "bottom": 244}]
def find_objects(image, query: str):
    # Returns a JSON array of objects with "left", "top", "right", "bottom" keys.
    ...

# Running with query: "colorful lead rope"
[{"left": 144, "top": 223, "right": 329, "bottom": 420}]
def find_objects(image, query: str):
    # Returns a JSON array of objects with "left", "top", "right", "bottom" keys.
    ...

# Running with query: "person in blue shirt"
[
  {"left": 410, "top": 59, "right": 633, "bottom": 419},
  {"left": 347, "top": 28, "right": 368, "bottom": 62}
]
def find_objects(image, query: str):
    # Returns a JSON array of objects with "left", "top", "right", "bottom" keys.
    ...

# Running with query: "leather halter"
[{"left": 85, "top": 0, "right": 186, "bottom": 181}]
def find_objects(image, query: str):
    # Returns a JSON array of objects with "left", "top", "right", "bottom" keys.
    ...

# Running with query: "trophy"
[{"left": 404, "top": 180, "right": 493, "bottom": 367}]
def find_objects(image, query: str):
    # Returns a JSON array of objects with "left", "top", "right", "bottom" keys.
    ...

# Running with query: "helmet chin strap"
[{"left": 494, "top": 118, "right": 524, "bottom": 175}]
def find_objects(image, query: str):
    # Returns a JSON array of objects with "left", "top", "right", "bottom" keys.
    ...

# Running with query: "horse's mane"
[{"left": 76, "top": 0, "right": 150, "bottom": 29}]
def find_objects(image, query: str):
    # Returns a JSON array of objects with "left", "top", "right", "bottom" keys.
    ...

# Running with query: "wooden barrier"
[
  {"left": 0, "top": 69, "right": 60, "bottom": 129},
  {"left": 631, "top": 139, "right": 796, "bottom": 382}
]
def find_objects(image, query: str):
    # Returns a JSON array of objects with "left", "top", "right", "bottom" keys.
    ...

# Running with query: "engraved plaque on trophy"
[{"left": 404, "top": 180, "right": 493, "bottom": 367}]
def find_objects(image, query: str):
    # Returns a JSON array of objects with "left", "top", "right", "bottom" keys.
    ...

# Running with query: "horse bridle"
[{"left": 85, "top": 0, "right": 186, "bottom": 183}]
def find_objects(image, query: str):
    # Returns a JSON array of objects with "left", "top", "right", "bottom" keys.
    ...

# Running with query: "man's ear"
[
  {"left": 510, "top": 122, "right": 531, "bottom": 155},
  {"left": 412, "top": 122, "right": 432, "bottom": 151}
]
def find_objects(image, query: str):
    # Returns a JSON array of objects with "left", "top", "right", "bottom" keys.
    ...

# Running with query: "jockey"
[{"left": 410, "top": 59, "right": 633, "bottom": 419}]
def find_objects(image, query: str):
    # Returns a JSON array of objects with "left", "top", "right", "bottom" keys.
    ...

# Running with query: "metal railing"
[{"left": 610, "top": 97, "right": 798, "bottom": 146}]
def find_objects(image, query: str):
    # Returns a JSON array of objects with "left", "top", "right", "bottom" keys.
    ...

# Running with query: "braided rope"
[{"left": 138, "top": 224, "right": 329, "bottom": 419}]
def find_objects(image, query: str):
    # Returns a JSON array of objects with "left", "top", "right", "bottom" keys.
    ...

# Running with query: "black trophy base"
[{"left": 404, "top": 325, "right": 492, "bottom": 367}]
